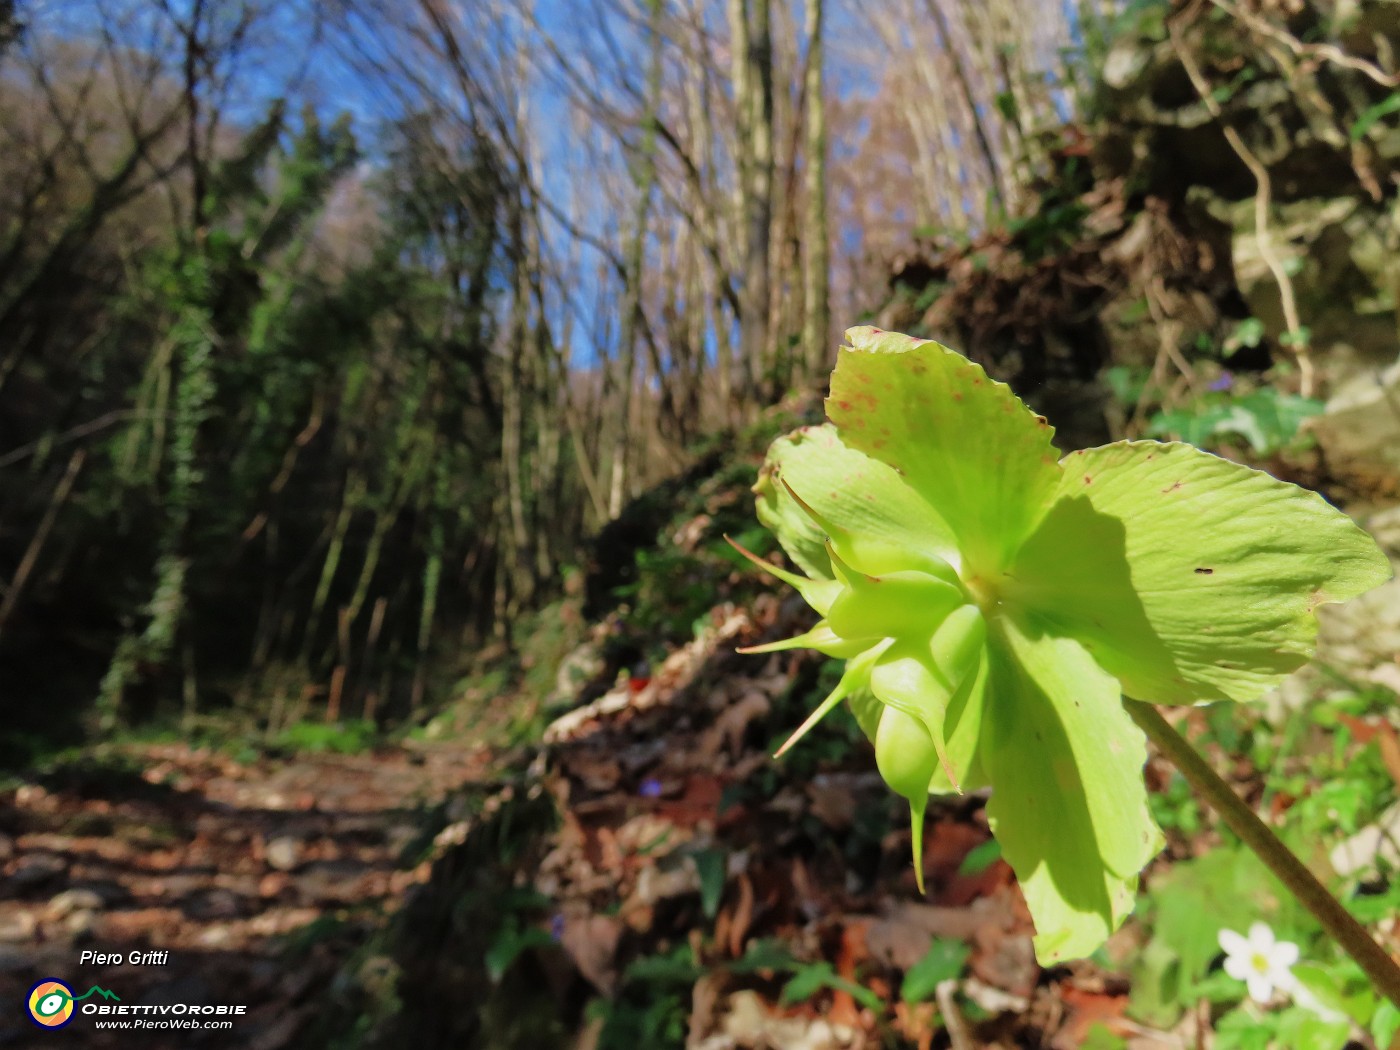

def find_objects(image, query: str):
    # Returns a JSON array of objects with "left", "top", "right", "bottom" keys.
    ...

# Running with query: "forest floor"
[
  {"left": 2, "top": 483, "right": 1397, "bottom": 1049},
  {"left": 0, "top": 740, "right": 490, "bottom": 1048}
]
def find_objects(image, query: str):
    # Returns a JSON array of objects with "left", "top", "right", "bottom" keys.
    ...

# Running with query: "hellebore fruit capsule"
[{"left": 875, "top": 704, "right": 941, "bottom": 893}]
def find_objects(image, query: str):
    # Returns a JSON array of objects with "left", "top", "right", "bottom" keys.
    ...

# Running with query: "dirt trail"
[{"left": 0, "top": 741, "right": 486, "bottom": 1047}]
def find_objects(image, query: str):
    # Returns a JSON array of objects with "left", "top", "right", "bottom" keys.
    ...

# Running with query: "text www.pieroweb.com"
[{"left": 86, "top": 1003, "right": 245, "bottom": 1031}]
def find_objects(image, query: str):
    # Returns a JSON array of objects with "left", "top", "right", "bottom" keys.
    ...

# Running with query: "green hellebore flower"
[{"left": 742, "top": 326, "right": 1392, "bottom": 964}]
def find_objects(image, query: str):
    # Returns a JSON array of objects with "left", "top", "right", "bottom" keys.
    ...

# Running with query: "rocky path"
[{"left": 0, "top": 741, "right": 487, "bottom": 1047}]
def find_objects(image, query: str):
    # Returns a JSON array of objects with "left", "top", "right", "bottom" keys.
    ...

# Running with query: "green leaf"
[
  {"left": 1271, "top": 1004, "right": 1353, "bottom": 1050},
  {"left": 1226, "top": 317, "right": 1265, "bottom": 353},
  {"left": 1147, "top": 390, "right": 1323, "bottom": 455},
  {"left": 623, "top": 945, "right": 702, "bottom": 985},
  {"left": 755, "top": 423, "right": 957, "bottom": 579},
  {"left": 980, "top": 614, "right": 1160, "bottom": 962},
  {"left": 1372, "top": 999, "right": 1400, "bottom": 1046},
  {"left": 957, "top": 838, "right": 1002, "bottom": 876},
  {"left": 1292, "top": 962, "right": 1372, "bottom": 1025},
  {"left": 1080, "top": 1025, "right": 1129, "bottom": 1050},
  {"left": 901, "top": 938, "right": 970, "bottom": 1003},
  {"left": 827, "top": 327, "right": 1061, "bottom": 576},
  {"left": 1351, "top": 92, "right": 1400, "bottom": 139},
  {"left": 753, "top": 430, "right": 835, "bottom": 578},
  {"left": 1213, "top": 1006, "right": 1278, "bottom": 1050},
  {"left": 780, "top": 961, "right": 884, "bottom": 1013},
  {"left": 728, "top": 938, "right": 799, "bottom": 975},
  {"left": 1010, "top": 442, "right": 1392, "bottom": 705},
  {"left": 692, "top": 848, "right": 727, "bottom": 920},
  {"left": 1104, "top": 364, "right": 1149, "bottom": 404},
  {"left": 484, "top": 922, "right": 556, "bottom": 983}
]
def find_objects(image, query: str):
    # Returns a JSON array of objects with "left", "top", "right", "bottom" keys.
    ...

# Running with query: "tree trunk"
[
  {"left": 607, "top": 0, "right": 665, "bottom": 518},
  {"left": 729, "top": 0, "right": 774, "bottom": 413},
  {"left": 801, "top": 0, "right": 830, "bottom": 381}
]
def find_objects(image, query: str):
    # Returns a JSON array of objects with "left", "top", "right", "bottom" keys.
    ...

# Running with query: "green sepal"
[
  {"left": 779, "top": 476, "right": 962, "bottom": 582},
  {"left": 755, "top": 423, "right": 959, "bottom": 577},
  {"left": 980, "top": 613, "right": 1162, "bottom": 963},
  {"left": 1009, "top": 441, "right": 1393, "bottom": 704},
  {"left": 828, "top": 328, "right": 1061, "bottom": 577}
]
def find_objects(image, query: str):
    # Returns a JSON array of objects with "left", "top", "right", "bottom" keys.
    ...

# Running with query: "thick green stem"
[{"left": 1125, "top": 698, "right": 1400, "bottom": 1010}]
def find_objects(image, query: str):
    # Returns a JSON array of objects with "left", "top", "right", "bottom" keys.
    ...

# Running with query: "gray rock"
[{"left": 1313, "top": 360, "right": 1400, "bottom": 476}]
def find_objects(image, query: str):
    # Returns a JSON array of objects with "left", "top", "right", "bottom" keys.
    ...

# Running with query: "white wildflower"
[{"left": 1219, "top": 923, "right": 1299, "bottom": 1003}]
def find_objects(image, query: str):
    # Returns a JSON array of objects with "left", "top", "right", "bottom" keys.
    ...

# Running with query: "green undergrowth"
[
  {"left": 273, "top": 717, "right": 379, "bottom": 755},
  {"left": 1127, "top": 669, "right": 1400, "bottom": 1049},
  {"left": 411, "top": 405, "right": 818, "bottom": 754}
]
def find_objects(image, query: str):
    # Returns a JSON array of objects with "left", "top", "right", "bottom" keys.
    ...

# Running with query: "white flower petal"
[
  {"left": 1247, "top": 922, "right": 1276, "bottom": 952},
  {"left": 1218, "top": 928, "right": 1250, "bottom": 957},
  {"left": 1246, "top": 973, "right": 1275, "bottom": 1003},
  {"left": 1271, "top": 940, "right": 1299, "bottom": 969},
  {"left": 1224, "top": 954, "right": 1254, "bottom": 981}
]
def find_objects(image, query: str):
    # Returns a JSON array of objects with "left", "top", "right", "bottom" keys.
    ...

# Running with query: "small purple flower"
[
  {"left": 638, "top": 776, "right": 663, "bottom": 799},
  {"left": 1209, "top": 372, "right": 1234, "bottom": 392},
  {"left": 549, "top": 913, "right": 566, "bottom": 941}
]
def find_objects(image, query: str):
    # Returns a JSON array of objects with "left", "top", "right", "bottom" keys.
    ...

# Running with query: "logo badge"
[{"left": 27, "top": 979, "right": 76, "bottom": 1029}]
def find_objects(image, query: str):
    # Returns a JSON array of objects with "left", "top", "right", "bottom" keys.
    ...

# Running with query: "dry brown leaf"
[
  {"left": 1053, "top": 984, "right": 1132, "bottom": 1049},
  {"left": 561, "top": 913, "right": 623, "bottom": 996},
  {"left": 727, "top": 871, "right": 755, "bottom": 958}
]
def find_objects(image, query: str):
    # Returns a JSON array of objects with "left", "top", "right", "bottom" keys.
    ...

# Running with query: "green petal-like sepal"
[
  {"left": 1009, "top": 441, "right": 1393, "bottom": 704},
  {"left": 755, "top": 424, "right": 959, "bottom": 576},
  {"left": 828, "top": 327, "right": 1061, "bottom": 575},
  {"left": 779, "top": 476, "right": 962, "bottom": 582},
  {"left": 981, "top": 615, "right": 1161, "bottom": 962}
]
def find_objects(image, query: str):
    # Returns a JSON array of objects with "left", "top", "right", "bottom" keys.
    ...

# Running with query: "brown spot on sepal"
[{"left": 1194, "top": 567, "right": 1213, "bottom": 575}]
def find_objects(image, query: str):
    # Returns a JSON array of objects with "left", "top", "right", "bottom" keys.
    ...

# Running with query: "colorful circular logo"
[{"left": 27, "top": 979, "right": 76, "bottom": 1029}]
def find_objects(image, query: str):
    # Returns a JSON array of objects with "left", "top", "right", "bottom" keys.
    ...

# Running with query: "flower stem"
[{"left": 1124, "top": 698, "right": 1400, "bottom": 1009}]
